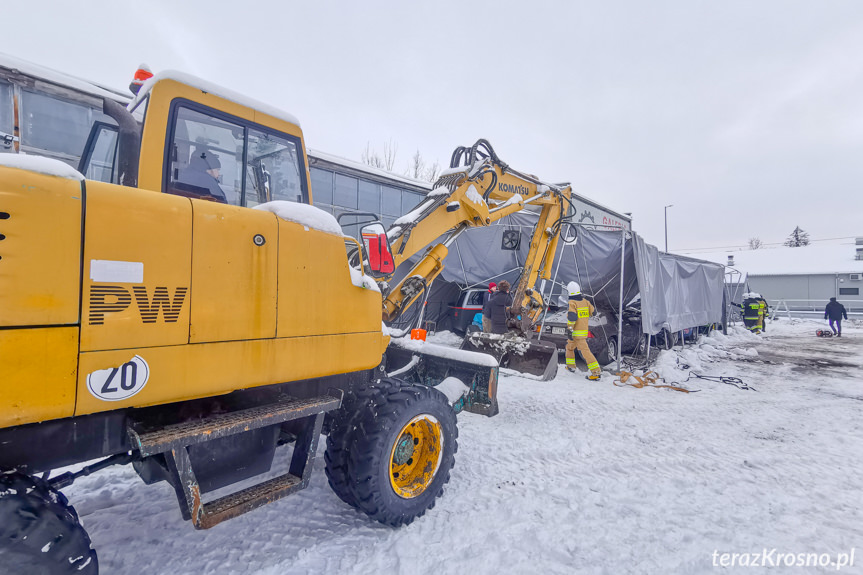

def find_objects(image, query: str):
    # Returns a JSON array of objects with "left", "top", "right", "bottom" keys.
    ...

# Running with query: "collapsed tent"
[
  {"left": 631, "top": 234, "right": 726, "bottom": 334},
  {"left": 391, "top": 212, "right": 724, "bottom": 336}
]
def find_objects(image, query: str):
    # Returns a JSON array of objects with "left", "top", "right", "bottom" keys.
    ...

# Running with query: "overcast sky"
[{"left": 6, "top": 0, "right": 862, "bottom": 251}]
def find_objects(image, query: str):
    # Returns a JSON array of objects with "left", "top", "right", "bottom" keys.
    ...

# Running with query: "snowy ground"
[{"left": 63, "top": 319, "right": 863, "bottom": 574}]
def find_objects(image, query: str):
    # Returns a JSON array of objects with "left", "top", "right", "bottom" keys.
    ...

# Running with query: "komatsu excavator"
[
  {"left": 376, "top": 139, "right": 571, "bottom": 380},
  {"left": 0, "top": 68, "right": 566, "bottom": 574}
]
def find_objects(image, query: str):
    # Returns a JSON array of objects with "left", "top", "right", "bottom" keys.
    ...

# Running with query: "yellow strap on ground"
[{"left": 613, "top": 371, "right": 691, "bottom": 393}]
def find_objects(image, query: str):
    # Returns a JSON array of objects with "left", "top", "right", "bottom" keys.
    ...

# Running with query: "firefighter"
[
  {"left": 741, "top": 293, "right": 761, "bottom": 333},
  {"left": 565, "top": 281, "right": 602, "bottom": 380},
  {"left": 754, "top": 293, "right": 769, "bottom": 332}
]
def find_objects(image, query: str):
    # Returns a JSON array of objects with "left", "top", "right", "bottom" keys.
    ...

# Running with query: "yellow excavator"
[
  {"left": 377, "top": 138, "right": 571, "bottom": 380},
  {"left": 0, "top": 68, "right": 566, "bottom": 574}
]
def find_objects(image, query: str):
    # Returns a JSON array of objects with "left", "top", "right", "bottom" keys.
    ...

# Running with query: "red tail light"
[{"left": 587, "top": 331, "right": 595, "bottom": 338}]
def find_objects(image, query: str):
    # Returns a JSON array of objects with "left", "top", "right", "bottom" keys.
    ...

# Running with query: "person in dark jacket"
[
  {"left": 825, "top": 297, "right": 848, "bottom": 336},
  {"left": 487, "top": 280, "right": 513, "bottom": 334},
  {"left": 176, "top": 148, "right": 227, "bottom": 202},
  {"left": 482, "top": 282, "right": 497, "bottom": 332}
]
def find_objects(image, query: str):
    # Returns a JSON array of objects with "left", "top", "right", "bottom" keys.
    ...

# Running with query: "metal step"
[
  {"left": 198, "top": 471, "right": 304, "bottom": 529},
  {"left": 129, "top": 393, "right": 341, "bottom": 529},
  {"left": 129, "top": 394, "right": 341, "bottom": 457}
]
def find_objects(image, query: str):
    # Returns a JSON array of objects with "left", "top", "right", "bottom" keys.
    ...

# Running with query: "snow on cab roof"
[
  {"left": 684, "top": 240, "right": 863, "bottom": 276},
  {"left": 0, "top": 154, "right": 84, "bottom": 181},
  {"left": 0, "top": 52, "right": 129, "bottom": 102},
  {"left": 128, "top": 70, "right": 300, "bottom": 128}
]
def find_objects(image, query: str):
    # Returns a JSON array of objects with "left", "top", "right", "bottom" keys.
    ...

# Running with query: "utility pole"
[{"left": 664, "top": 204, "right": 673, "bottom": 253}]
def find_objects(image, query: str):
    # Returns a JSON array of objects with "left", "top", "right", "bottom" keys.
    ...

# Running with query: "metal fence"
[{"left": 769, "top": 299, "right": 863, "bottom": 320}]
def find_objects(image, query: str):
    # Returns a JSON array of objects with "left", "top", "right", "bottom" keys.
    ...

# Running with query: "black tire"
[
  {"left": 658, "top": 329, "right": 678, "bottom": 350},
  {"left": 635, "top": 334, "right": 649, "bottom": 356},
  {"left": 325, "top": 378, "right": 457, "bottom": 527},
  {"left": 324, "top": 379, "right": 394, "bottom": 509},
  {"left": 0, "top": 472, "right": 98, "bottom": 575},
  {"left": 602, "top": 337, "right": 618, "bottom": 366}
]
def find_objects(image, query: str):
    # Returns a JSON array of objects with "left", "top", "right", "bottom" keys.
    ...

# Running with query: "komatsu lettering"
[{"left": 498, "top": 182, "right": 529, "bottom": 195}]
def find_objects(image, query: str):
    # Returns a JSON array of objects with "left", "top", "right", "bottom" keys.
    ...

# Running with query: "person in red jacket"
[{"left": 482, "top": 282, "right": 497, "bottom": 332}]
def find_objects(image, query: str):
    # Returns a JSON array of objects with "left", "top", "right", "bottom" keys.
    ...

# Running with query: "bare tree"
[
  {"left": 381, "top": 139, "right": 397, "bottom": 172},
  {"left": 783, "top": 226, "right": 810, "bottom": 247},
  {"left": 407, "top": 149, "right": 425, "bottom": 180},
  {"left": 405, "top": 150, "right": 442, "bottom": 183},
  {"left": 424, "top": 160, "right": 441, "bottom": 183},
  {"left": 748, "top": 237, "right": 763, "bottom": 250},
  {"left": 361, "top": 142, "right": 385, "bottom": 169},
  {"left": 362, "top": 139, "right": 398, "bottom": 172}
]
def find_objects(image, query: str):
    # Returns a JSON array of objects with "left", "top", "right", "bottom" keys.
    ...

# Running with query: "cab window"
[
  {"left": 166, "top": 103, "right": 307, "bottom": 207},
  {"left": 0, "top": 81, "right": 13, "bottom": 153},
  {"left": 80, "top": 123, "right": 119, "bottom": 183},
  {"left": 167, "top": 106, "right": 243, "bottom": 205},
  {"left": 245, "top": 129, "right": 304, "bottom": 207}
]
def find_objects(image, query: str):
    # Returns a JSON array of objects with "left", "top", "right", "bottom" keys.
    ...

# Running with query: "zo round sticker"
[{"left": 86, "top": 355, "right": 150, "bottom": 401}]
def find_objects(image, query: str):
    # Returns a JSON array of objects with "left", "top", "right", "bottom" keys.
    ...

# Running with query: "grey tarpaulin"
[
  {"left": 631, "top": 232, "right": 725, "bottom": 334},
  {"left": 389, "top": 212, "right": 723, "bottom": 334},
  {"left": 552, "top": 223, "right": 639, "bottom": 312},
  {"left": 391, "top": 213, "right": 637, "bottom": 323}
]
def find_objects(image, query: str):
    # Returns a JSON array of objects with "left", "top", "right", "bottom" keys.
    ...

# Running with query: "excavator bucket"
[
  {"left": 459, "top": 332, "right": 559, "bottom": 381},
  {"left": 386, "top": 338, "right": 500, "bottom": 417}
]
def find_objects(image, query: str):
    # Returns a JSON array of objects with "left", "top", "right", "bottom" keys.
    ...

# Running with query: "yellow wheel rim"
[{"left": 388, "top": 414, "right": 444, "bottom": 499}]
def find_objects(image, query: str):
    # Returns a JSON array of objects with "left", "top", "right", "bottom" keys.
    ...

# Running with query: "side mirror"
[{"left": 361, "top": 222, "right": 395, "bottom": 276}]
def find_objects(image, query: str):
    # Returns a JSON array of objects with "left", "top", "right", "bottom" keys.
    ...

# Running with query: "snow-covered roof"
[
  {"left": 681, "top": 240, "right": 863, "bottom": 276},
  {"left": 0, "top": 52, "right": 129, "bottom": 102},
  {"left": 128, "top": 70, "right": 301, "bottom": 128},
  {"left": 0, "top": 154, "right": 84, "bottom": 181},
  {"left": 570, "top": 192, "right": 632, "bottom": 225},
  {"left": 308, "top": 149, "right": 433, "bottom": 191}
]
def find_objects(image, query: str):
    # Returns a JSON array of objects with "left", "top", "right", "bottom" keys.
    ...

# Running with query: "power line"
[{"left": 676, "top": 235, "right": 860, "bottom": 254}]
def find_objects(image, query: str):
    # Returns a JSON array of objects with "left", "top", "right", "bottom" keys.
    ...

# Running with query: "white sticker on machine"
[
  {"left": 90, "top": 260, "right": 144, "bottom": 283},
  {"left": 86, "top": 355, "right": 150, "bottom": 401}
]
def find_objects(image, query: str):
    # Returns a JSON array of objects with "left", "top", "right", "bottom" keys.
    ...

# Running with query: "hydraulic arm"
[{"left": 381, "top": 139, "right": 571, "bottom": 326}]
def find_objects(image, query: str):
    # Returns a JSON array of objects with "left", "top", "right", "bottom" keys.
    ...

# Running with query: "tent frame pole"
[
  {"left": 616, "top": 228, "right": 626, "bottom": 373},
  {"left": 536, "top": 230, "right": 569, "bottom": 342}
]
